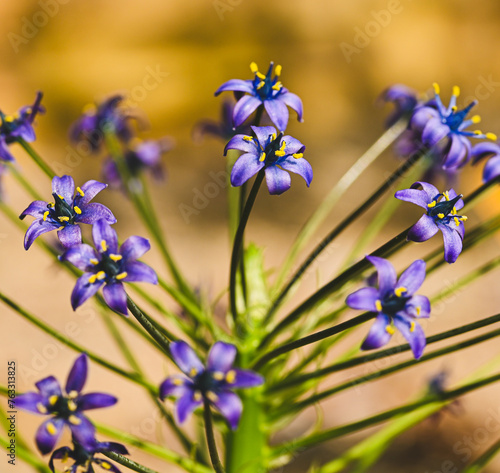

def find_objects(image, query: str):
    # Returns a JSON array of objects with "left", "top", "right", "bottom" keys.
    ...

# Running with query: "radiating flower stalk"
[{"left": 3, "top": 71, "right": 500, "bottom": 473}]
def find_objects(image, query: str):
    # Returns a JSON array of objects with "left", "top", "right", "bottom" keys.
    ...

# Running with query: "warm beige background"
[{"left": 1, "top": 1, "right": 500, "bottom": 472}]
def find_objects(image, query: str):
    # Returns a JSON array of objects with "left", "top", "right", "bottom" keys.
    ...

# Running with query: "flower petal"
[
  {"left": 57, "top": 224, "right": 82, "bottom": 248},
  {"left": 122, "top": 261, "right": 158, "bottom": 284},
  {"left": 215, "top": 79, "right": 254, "bottom": 96},
  {"left": 159, "top": 376, "right": 193, "bottom": 399},
  {"left": 175, "top": 391, "right": 202, "bottom": 424},
  {"left": 279, "top": 157, "right": 313, "bottom": 187},
  {"left": 24, "top": 220, "right": 56, "bottom": 250},
  {"left": 19, "top": 200, "right": 49, "bottom": 219},
  {"left": 224, "top": 134, "right": 258, "bottom": 155},
  {"left": 396, "top": 259, "right": 426, "bottom": 295},
  {"left": 120, "top": 236, "right": 151, "bottom": 262},
  {"left": 265, "top": 165, "right": 291, "bottom": 195},
  {"left": 282, "top": 136, "right": 305, "bottom": 155},
  {"left": 230, "top": 153, "right": 264, "bottom": 187},
  {"left": 410, "top": 181, "right": 440, "bottom": 202},
  {"left": 15, "top": 392, "right": 47, "bottom": 414},
  {"left": 78, "top": 392, "right": 118, "bottom": 410},
  {"left": 264, "top": 99, "right": 289, "bottom": 132},
  {"left": 233, "top": 95, "right": 261, "bottom": 127},
  {"left": 212, "top": 390, "right": 242, "bottom": 430},
  {"left": 393, "top": 315, "right": 426, "bottom": 359},
  {"left": 483, "top": 155, "right": 500, "bottom": 183},
  {"left": 76, "top": 180, "right": 108, "bottom": 205},
  {"left": 251, "top": 126, "right": 277, "bottom": 146},
  {"left": 60, "top": 244, "right": 99, "bottom": 272},
  {"left": 65, "top": 353, "right": 88, "bottom": 394},
  {"left": 365, "top": 256, "right": 397, "bottom": 298},
  {"left": 36, "top": 376, "right": 62, "bottom": 398},
  {"left": 394, "top": 188, "right": 430, "bottom": 209},
  {"left": 35, "top": 417, "right": 65, "bottom": 454},
  {"left": 279, "top": 92, "right": 303, "bottom": 122},
  {"left": 422, "top": 118, "right": 449, "bottom": 147},
  {"left": 407, "top": 214, "right": 439, "bottom": 242},
  {"left": 68, "top": 414, "right": 96, "bottom": 450},
  {"left": 410, "top": 106, "right": 439, "bottom": 131},
  {"left": 405, "top": 294, "right": 431, "bottom": 318},
  {"left": 439, "top": 223, "right": 463, "bottom": 264},
  {"left": 170, "top": 341, "right": 204, "bottom": 376},
  {"left": 443, "top": 134, "right": 468, "bottom": 169},
  {"left": 92, "top": 219, "right": 118, "bottom": 253},
  {"left": 52, "top": 176, "right": 75, "bottom": 204},
  {"left": 102, "top": 282, "right": 128, "bottom": 315},
  {"left": 71, "top": 273, "right": 104, "bottom": 311},
  {"left": 49, "top": 447, "right": 73, "bottom": 473},
  {"left": 78, "top": 203, "right": 116, "bottom": 225},
  {"left": 346, "top": 287, "right": 380, "bottom": 312},
  {"left": 471, "top": 142, "right": 500, "bottom": 164},
  {"left": 207, "top": 342, "right": 237, "bottom": 372},
  {"left": 229, "top": 369, "right": 264, "bottom": 389},
  {"left": 361, "top": 314, "right": 393, "bottom": 351}
]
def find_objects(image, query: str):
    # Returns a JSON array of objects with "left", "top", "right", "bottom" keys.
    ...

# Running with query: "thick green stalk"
[
  {"left": 102, "top": 451, "right": 160, "bottom": 473},
  {"left": 203, "top": 401, "right": 226, "bottom": 473},
  {"left": 462, "top": 437, "right": 500, "bottom": 473}
]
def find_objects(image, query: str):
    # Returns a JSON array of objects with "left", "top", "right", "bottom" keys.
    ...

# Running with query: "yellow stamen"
[
  {"left": 375, "top": 300, "right": 382, "bottom": 312},
  {"left": 73, "top": 206, "right": 82, "bottom": 215},
  {"left": 88, "top": 274, "right": 97, "bottom": 284},
  {"left": 226, "top": 370, "right": 236, "bottom": 384},
  {"left": 109, "top": 254, "right": 123, "bottom": 262},
  {"left": 256, "top": 81, "right": 265, "bottom": 90},
  {"left": 432, "top": 82, "right": 440, "bottom": 95},
  {"left": 386, "top": 325, "right": 395, "bottom": 335},
  {"left": 193, "top": 391, "right": 202, "bottom": 402},
  {"left": 58, "top": 194, "right": 64, "bottom": 200},
  {"left": 451, "top": 106, "right": 458, "bottom": 112},
  {"left": 486, "top": 132, "right": 498, "bottom": 141},
  {"left": 115, "top": 272, "right": 127, "bottom": 280},
  {"left": 454, "top": 217, "right": 460, "bottom": 226},
  {"left": 271, "top": 132, "right": 276, "bottom": 140},
  {"left": 474, "top": 130, "right": 483, "bottom": 135},
  {"left": 259, "top": 152, "right": 266, "bottom": 162},
  {"left": 68, "top": 400, "right": 77, "bottom": 411},
  {"left": 101, "top": 462, "right": 112, "bottom": 470},
  {"left": 96, "top": 271, "right": 106, "bottom": 280},
  {"left": 90, "top": 258, "right": 99, "bottom": 265},
  {"left": 4, "top": 115, "right": 14, "bottom": 123},
  {"left": 61, "top": 452, "right": 69, "bottom": 463},
  {"left": 76, "top": 186, "right": 85, "bottom": 197},
  {"left": 207, "top": 391, "right": 219, "bottom": 403},
  {"left": 452, "top": 85, "right": 460, "bottom": 97},
  {"left": 67, "top": 390, "right": 78, "bottom": 398},
  {"left": 100, "top": 240, "right": 107, "bottom": 252},
  {"left": 451, "top": 207, "right": 457, "bottom": 215},
  {"left": 427, "top": 201, "right": 436, "bottom": 208},
  {"left": 190, "top": 368, "right": 198, "bottom": 377},
  {"left": 47, "top": 202, "right": 54, "bottom": 208},
  {"left": 256, "top": 71, "right": 266, "bottom": 80},
  {"left": 410, "top": 321, "right": 416, "bottom": 333},
  {"left": 416, "top": 306, "right": 421, "bottom": 316},
  {"left": 58, "top": 216, "right": 70, "bottom": 222},
  {"left": 43, "top": 211, "right": 49, "bottom": 221},
  {"left": 293, "top": 153, "right": 303, "bottom": 159},
  {"left": 68, "top": 415, "right": 81, "bottom": 425},
  {"left": 275, "top": 64, "right": 282, "bottom": 76},
  {"left": 250, "top": 62, "right": 258, "bottom": 74},
  {"left": 471, "top": 115, "right": 481, "bottom": 124},
  {"left": 443, "top": 190, "right": 450, "bottom": 200},
  {"left": 242, "top": 135, "right": 253, "bottom": 142},
  {"left": 437, "top": 213, "right": 445, "bottom": 219},
  {"left": 272, "top": 82, "right": 282, "bottom": 91},
  {"left": 274, "top": 150, "right": 285, "bottom": 157},
  {"left": 49, "top": 395, "right": 58, "bottom": 405},
  {"left": 173, "top": 378, "right": 184, "bottom": 386},
  {"left": 460, "top": 215, "right": 468, "bottom": 222},
  {"left": 46, "top": 422, "right": 57, "bottom": 435},
  {"left": 394, "top": 286, "right": 407, "bottom": 297},
  {"left": 212, "top": 371, "right": 225, "bottom": 381},
  {"left": 37, "top": 403, "right": 47, "bottom": 414}
]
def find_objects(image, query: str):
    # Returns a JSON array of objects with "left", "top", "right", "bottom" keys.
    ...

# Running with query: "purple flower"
[
  {"left": 379, "top": 84, "right": 420, "bottom": 128},
  {"left": 408, "top": 83, "right": 497, "bottom": 170},
  {"left": 60, "top": 219, "right": 158, "bottom": 315},
  {"left": 15, "top": 354, "right": 117, "bottom": 455},
  {"left": 49, "top": 440, "right": 128, "bottom": 473},
  {"left": 395, "top": 181, "right": 467, "bottom": 264},
  {"left": 225, "top": 125, "right": 312, "bottom": 195},
  {"left": 70, "top": 95, "right": 135, "bottom": 153},
  {"left": 159, "top": 341, "right": 264, "bottom": 430},
  {"left": 102, "top": 137, "right": 173, "bottom": 190},
  {"left": 471, "top": 141, "right": 500, "bottom": 183},
  {"left": 20, "top": 175, "right": 116, "bottom": 250},
  {"left": 346, "top": 256, "right": 430, "bottom": 359},
  {"left": 0, "top": 92, "right": 44, "bottom": 162},
  {"left": 215, "top": 62, "right": 303, "bottom": 132}
]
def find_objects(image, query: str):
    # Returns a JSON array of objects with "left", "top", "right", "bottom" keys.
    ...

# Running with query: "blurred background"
[{"left": 1, "top": 0, "right": 500, "bottom": 471}]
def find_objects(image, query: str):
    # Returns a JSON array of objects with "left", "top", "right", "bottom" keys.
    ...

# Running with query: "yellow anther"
[
  {"left": 474, "top": 130, "right": 483, "bottom": 135},
  {"left": 74, "top": 206, "right": 82, "bottom": 215},
  {"left": 250, "top": 62, "right": 259, "bottom": 74},
  {"left": 486, "top": 132, "right": 498, "bottom": 141},
  {"left": 427, "top": 201, "right": 436, "bottom": 208},
  {"left": 212, "top": 371, "right": 225, "bottom": 381},
  {"left": 58, "top": 216, "right": 70, "bottom": 222},
  {"left": 115, "top": 272, "right": 128, "bottom": 280},
  {"left": 259, "top": 152, "right": 266, "bottom": 162},
  {"left": 90, "top": 258, "right": 99, "bottom": 265},
  {"left": 275, "top": 64, "right": 282, "bottom": 76},
  {"left": 76, "top": 186, "right": 85, "bottom": 197},
  {"left": 410, "top": 321, "right": 416, "bottom": 333},
  {"left": 226, "top": 370, "right": 236, "bottom": 384},
  {"left": 242, "top": 135, "right": 253, "bottom": 142},
  {"left": 37, "top": 403, "right": 47, "bottom": 414},
  {"left": 271, "top": 133, "right": 276, "bottom": 140},
  {"left": 43, "top": 211, "right": 49, "bottom": 221},
  {"left": 68, "top": 415, "right": 81, "bottom": 425},
  {"left": 68, "top": 390, "right": 78, "bottom": 398},
  {"left": 443, "top": 190, "right": 450, "bottom": 200},
  {"left": 49, "top": 395, "right": 58, "bottom": 405},
  {"left": 100, "top": 240, "right": 107, "bottom": 252},
  {"left": 293, "top": 153, "right": 303, "bottom": 159},
  {"left": 207, "top": 391, "right": 219, "bottom": 402},
  {"left": 461, "top": 215, "right": 468, "bottom": 222},
  {"left": 4, "top": 115, "right": 14, "bottom": 122},
  {"left": 68, "top": 400, "right": 77, "bottom": 411},
  {"left": 256, "top": 71, "right": 266, "bottom": 80},
  {"left": 454, "top": 217, "right": 460, "bottom": 227},
  {"left": 437, "top": 213, "right": 445, "bottom": 219},
  {"left": 58, "top": 194, "right": 64, "bottom": 200},
  {"left": 101, "top": 462, "right": 112, "bottom": 470},
  {"left": 190, "top": 368, "right": 198, "bottom": 377},
  {"left": 173, "top": 378, "right": 184, "bottom": 386},
  {"left": 280, "top": 141, "right": 286, "bottom": 151},
  {"left": 452, "top": 85, "right": 460, "bottom": 97},
  {"left": 88, "top": 274, "right": 97, "bottom": 284},
  {"left": 416, "top": 306, "right": 421, "bottom": 316},
  {"left": 394, "top": 287, "right": 407, "bottom": 297},
  {"left": 61, "top": 452, "right": 69, "bottom": 463},
  {"left": 96, "top": 271, "right": 106, "bottom": 280},
  {"left": 386, "top": 325, "right": 395, "bottom": 335},
  {"left": 274, "top": 150, "right": 286, "bottom": 157},
  {"left": 272, "top": 82, "right": 282, "bottom": 91},
  {"left": 46, "top": 422, "right": 57, "bottom": 435},
  {"left": 48, "top": 202, "right": 54, "bottom": 208},
  {"left": 471, "top": 115, "right": 481, "bottom": 124},
  {"left": 83, "top": 103, "right": 97, "bottom": 114},
  {"left": 432, "top": 82, "right": 440, "bottom": 95},
  {"left": 375, "top": 300, "right": 383, "bottom": 312},
  {"left": 256, "top": 81, "right": 265, "bottom": 90},
  {"left": 109, "top": 254, "right": 123, "bottom": 262},
  {"left": 451, "top": 106, "right": 458, "bottom": 112},
  {"left": 193, "top": 391, "right": 202, "bottom": 402}
]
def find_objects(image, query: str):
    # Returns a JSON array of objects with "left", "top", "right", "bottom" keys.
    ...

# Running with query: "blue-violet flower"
[
  {"left": 471, "top": 142, "right": 500, "bottom": 183},
  {"left": 379, "top": 84, "right": 420, "bottom": 128}
]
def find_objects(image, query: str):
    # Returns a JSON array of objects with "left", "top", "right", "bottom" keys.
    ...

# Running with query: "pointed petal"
[
  {"left": 233, "top": 95, "right": 261, "bottom": 127},
  {"left": 230, "top": 153, "right": 264, "bottom": 187},
  {"left": 122, "top": 261, "right": 157, "bottom": 284},
  {"left": 49, "top": 447, "right": 73, "bottom": 472},
  {"left": 407, "top": 214, "right": 439, "bottom": 242},
  {"left": 279, "top": 157, "right": 313, "bottom": 187},
  {"left": 394, "top": 188, "right": 431, "bottom": 209},
  {"left": 58, "top": 225, "right": 82, "bottom": 248},
  {"left": 19, "top": 200, "right": 49, "bottom": 219},
  {"left": 394, "top": 316, "right": 426, "bottom": 359},
  {"left": 410, "top": 181, "right": 440, "bottom": 202},
  {"left": 250, "top": 126, "right": 277, "bottom": 146},
  {"left": 102, "top": 282, "right": 128, "bottom": 315},
  {"left": 483, "top": 155, "right": 500, "bottom": 183},
  {"left": 65, "top": 354, "right": 88, "bottom": 394},
  {"left": 71, "top": 273, "right": 104, "bottom": 311},
  {"left": 170, "top": 341, "right": 204, "bottom": 376},
  {"left": 97, "top": 441, "right": 129, "bottom": 455},
  {"left": 279, "top": 92, "right": 303, "bottom": 121},
  {"left": 212, "top": 390, "right": 242, "bottom": 430},
  {"left": 78, "top": 203, "right": 116, "bottom": 225},
  {"left": 265, "top": 165, "right": 291, "bottom": 195},
  {"left": 281, "top": 136, "right": 305, "bottom": 155},
  {"left": 24, "top": 220, "right": 56, "bottom": 250},
  {"left": 15, "top": 392, "right": 47, "bottom": 414},
  {"left": 159, "top": 376, "right": 193, "bottom": 399},
  {"left": 396, "top": 260, "right": 426, "bottom": 295},
  {"left": 52, "top": 176, "right": 75, "bottom": 204},
  {"left": 36, "top": 376, "right": 62, "bottom": 398},
  {"left": 439, "top": 224, "right": 463, "bottom": 263},
  {"left": 175, "top": 391, "right": 202, "bottom": 424},
  {"left": 410, "top": 106, "right": 439, "bottom": 131},
  {"left": 361, "top": 314, "right": 393, "bottom": 351},
  {"left": 445, "top": 188, "right": 464, "bottom": 211},
  {"left": 68, "top": 414, "right": 96, "bottom": 450},
  {"left": 224, "top": 134, "right": 258, "bottom": 155},
  {"left": 78, "top": 393, "right": 117, "bottom": 410},
  {"left": 215, "top": 79, "right": 254, "bottom": 96},
  {"left": 422, "top": 119, "right": 449, "bottom": 147},
  {"left": 61, "top": 244, "right": 99, "bottom": 272},
  {"left": 229, "top": 369, "right": 264, "bottom": 388},
  {"left": 120, "top": 236, "right": 151, "bottom": 262},
  {"left": 471, "top": 142, "right": 500, "bottom": 163},
  {"left": 207, "top": 342, "right": 237, "bottom": 372},
  {"left": 365, "top": 256, "right": 397, "bottom": 297},
  {"left": 76, "top": 180, "right": 107, "bottom": 205},
  {"left": 346, "top": 287, "right": 380, "bottom": 312},
  {"left": 264, "top": 99, "right": 289, "bottom": 132},
  {"left": 405, "top": 295, "right": 431, "bottom": 318},
  {"left": 92, "top": 219, "right": 118, "bottom": 253},
  {"left": 35, "top": 417, "right": 65, "bottom": 454},
  {"left": 443, "top": 134, "right": 468, "bottom": 169}
]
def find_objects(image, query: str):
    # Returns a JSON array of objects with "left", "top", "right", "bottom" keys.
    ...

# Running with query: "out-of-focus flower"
[
  {"left": 395, "top": 181, "right": 466, "bottom": 264},
  {"left": 379, "top": 84, "right": 420, "bottom": 128},
  {"left": 15, "top": 354, "right": 117, "bottom": 455},
  {"left": 346, "top": 256, "right": 430, "bottom": 359},
  {"left": 215, "top": 62, "right": 303, "bottom": 132},
  {"left": 102, "top": 137, "right": 173, "bottom": 190},
  {"left": 0, "top": 92, "right": 44, "bottom": 162},
  {"left": 49, "top": 439, "right": 128, "bottom": 473},
  {"left": 159, "top": 341, "right": 264, "bottom": 430},
  {"left": 20, "top": 175, "right": 116, "bottom": 250},
  {"left": 224, "top": 125, "right": 312, "bottom": 195},
  {"left": 60, "top": 219, "right": 157, "bottom": 315},
  {"left": 70, "top": 95, "right": 135, "bottom": 153},
  {"left": 471, "top": 142, "right": 500, "bottom": 183}
]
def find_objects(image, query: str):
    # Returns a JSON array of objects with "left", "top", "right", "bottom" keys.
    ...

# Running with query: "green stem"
[
  {"left": 229, "top": 170, "right": 264, "bottom": 323},
  {"left": 462, "top": 437, "right": 500, "bottom": 473},
  {"left": 203, "top": 400, "right": 226, "bottom": 473},
  {"left": 102, "top": 451, "right": 160, "bottom": 473},
  {"left": 17, "top": 138, "right": 55, "bottom": 179},
  {"left": 0, "top": 435, "right": 50, "bottom": 473}
]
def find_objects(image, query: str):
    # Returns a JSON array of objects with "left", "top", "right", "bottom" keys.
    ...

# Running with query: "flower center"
[
  {"left": 193, "top": 370, "right": 223, "bottom": 394},
  {"left": 250, "top": 62, "right": 283, "bottom": 101},
  {"left": 379, "top": 287, "right": 411, "bottom": 316},
  {"left": 44, "top": 193, "right": 80, "bottom": 226},
  {"left": 427, "top": 191, "right": 467, "bottom": 226}
]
